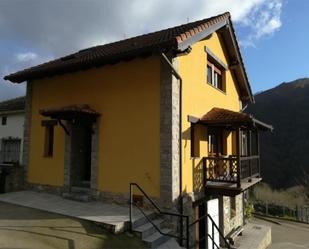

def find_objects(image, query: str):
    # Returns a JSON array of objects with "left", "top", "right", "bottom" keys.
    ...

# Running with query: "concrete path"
[
  {"left": 0, "top": 202, "right": 146, "bottom": 249},
  {"left": 235, "top": 221, "right": 271, "bottom": 249},
  {"left": 253, "top": 217, "right": 309, "bottom": 249},
  {"left": 0, "top": 191, "right": 138, "bottom": 233}
]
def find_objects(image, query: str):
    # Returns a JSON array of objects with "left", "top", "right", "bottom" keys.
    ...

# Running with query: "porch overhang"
[
  {"left": 39, "top": 104, "right": 100, "bottom": 121},
  {"left": 205, "top": 177, "right": 262, "bottom": 196},
  {"left": 188, "top": 107, "right": 273, "bottom": 131}
]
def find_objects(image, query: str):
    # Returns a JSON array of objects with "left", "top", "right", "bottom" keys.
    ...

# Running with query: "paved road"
[{"left": 253, "top": 217, "right": 309, "bottom": 249}]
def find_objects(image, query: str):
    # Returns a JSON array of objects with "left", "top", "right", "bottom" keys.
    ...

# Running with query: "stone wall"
[
  {"left": 90, "top": 121, "right": 99, "bottom": 189},
  {"left": 63, "top": 123, "right": 72, "bottom": 188},
  {"left": 2, "top": 165, "right": 24, "bottom": 192},
  {"left": 27, "top": 182, "right": 65, "bottom": 194},
  {"left": 22, "top": 81, "right": 32, "bottom": 181},
  {"left": 221, "top": 193, "right": 244, "bottom": 236},
  {"left": 159, "top": 55, "right": 180, "bottom": 209}
]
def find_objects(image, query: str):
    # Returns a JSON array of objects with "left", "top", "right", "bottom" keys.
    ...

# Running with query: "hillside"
[{"left": 246, "top": 78, "right": 309, "bottom": 189}]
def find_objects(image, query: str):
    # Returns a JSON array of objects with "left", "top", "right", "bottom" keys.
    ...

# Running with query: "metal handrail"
[
  {"left": 130, "top": 183, "right": 188, "bottom": 218},
  {"left": 133, "top": 203, "right": 181, "bottom": 240},
  {"left": 129, "top": 183, "right": 190, "bottom": 249},
  {"left": 189, "top": 213, "right": 231, "bottom": 249},
  {"left": 130, "top": 183, "right": 231, "bottom": 249},
  {"left": 207, "top": 234, "right": 220, "bottom": 249}
]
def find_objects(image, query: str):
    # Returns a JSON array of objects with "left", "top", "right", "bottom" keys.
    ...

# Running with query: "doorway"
[
  {"left": 207, "top": 198, "right": 220, "bottom": 248},
  {"left": 70, "top": 119, "right": 92, "bottom": 188},
  {"left": 198, "top": 202, "right": 207, "bottom": 249}
]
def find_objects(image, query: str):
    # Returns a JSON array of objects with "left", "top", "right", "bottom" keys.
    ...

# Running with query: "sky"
[{"left": 0, "top": 0, "right": 308, "bottom": 101}]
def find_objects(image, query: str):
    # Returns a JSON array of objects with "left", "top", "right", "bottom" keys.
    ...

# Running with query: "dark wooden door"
[{"left": 70, "top": 121, "right": 92, "bottom": 187}]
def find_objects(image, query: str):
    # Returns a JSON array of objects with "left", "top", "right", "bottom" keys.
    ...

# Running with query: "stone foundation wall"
[
  {"left": 222, "top": 193, "right": 244, "bottom": 236},
  {"left": 27, "top": 183, "right": 66, "bottom": 195},
  {"left": 183, "top": 194, "right": 196, "bottom": 248},
  {"left": 2, "top": 165, "right": 25, "bottom": 192}
]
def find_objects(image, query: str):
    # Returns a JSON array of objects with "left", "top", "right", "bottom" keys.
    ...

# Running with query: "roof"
[
  {"left": 4, "top": 12, "right": 253, "bottom": 103},
  {"left": 0, "top": 96, "right": 25, "bottom": 114},
  {"left": 40, "top": 104, "right": 100, "bottom": 120},
  {"left": 189, "top": 107, "right": 273, "bottom": 131}
]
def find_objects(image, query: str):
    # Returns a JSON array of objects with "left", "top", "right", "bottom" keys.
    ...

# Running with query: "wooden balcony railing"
[{"left": 203, "top": 155, "right": 260, "bottom": 188}]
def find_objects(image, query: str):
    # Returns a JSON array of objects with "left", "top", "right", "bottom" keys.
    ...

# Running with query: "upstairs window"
[
  {"left": 207, "top": 61, "right": 223, "bottom": 90},
  {"left": 1, "top": 116, "right": 7, "bottom": 126},
  {"left": 205, "top": 47, "right": 227, "bottom": 92}
]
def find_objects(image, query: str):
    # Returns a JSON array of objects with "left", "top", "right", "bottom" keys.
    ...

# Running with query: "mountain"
[{"left": 246, "top": 78, "right": 309, "bottom": 189}]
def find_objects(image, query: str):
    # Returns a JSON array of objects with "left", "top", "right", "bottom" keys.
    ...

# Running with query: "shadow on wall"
[{"left": 192, "top": 158, "right": 204, "bottom": 193}]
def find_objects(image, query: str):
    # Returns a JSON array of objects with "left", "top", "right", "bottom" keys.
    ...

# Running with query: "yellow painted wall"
[
  {"left": 28, "top": 56, "right": 161, "bottom": 197},
  {"left": 178, "top": 32, "right": 241, "bottom": 194}
]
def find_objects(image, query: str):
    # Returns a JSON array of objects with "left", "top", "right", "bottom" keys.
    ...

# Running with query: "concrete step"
[
  {"left": 62, "top": 192, "right": 92, "bottom": 202},
  {"left": 157, "top": 238, "right": 185, "bottom": 249},
  {"left": 133, "top": 218, "right": 165, "bottom": 239},
  {"left": 143, "top": 228, "right": 172, "bottom": 249},
  {"left": 70, "top": 186, "right": 91, "bottom": 194},
  {"left": 132, "top": 211, "right": 157, "bottom": 229}
]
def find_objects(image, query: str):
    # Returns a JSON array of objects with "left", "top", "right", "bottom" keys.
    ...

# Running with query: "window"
[
  {"left": 241, "top": 131, "right": 248, "bottom": 156},
  {"left": 1, "top": 116, "right": 7, "bottom": 125},
  {"left": 2, "top": 138, "right": 21, "bottom": 163},
  {"left": 207, "top": 65, "right": 213, "bottom": 84},
  {"left": 205, "top": 47, "right": 227, "bottom": 92},
  {"left": 44, "top": 125, "right": 54, "bottom": 157},
  {"left": 207, "top": 61, "right": 224, "bottom": 91},
  {"left": 208, "top": 130, "right": 223, "bottom": 156}
]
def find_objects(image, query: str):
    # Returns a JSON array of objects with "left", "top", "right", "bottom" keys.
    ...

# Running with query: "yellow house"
[{"left": 5, "top": 12, "right": 272, "bottom": 249}]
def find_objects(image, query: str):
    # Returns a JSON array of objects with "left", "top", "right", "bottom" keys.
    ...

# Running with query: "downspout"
[{"left": 160, "top": 52, "right": 184, "bottom": 242}]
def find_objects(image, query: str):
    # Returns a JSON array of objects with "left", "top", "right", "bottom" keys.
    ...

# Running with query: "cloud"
[
  {"left": 0, "top": 0, "right": 284, "bottom": 100},
  {"left": 238, "top": 0, "right": 283, "bottom": 47},
  {"left": 16, "top": 52, "right": 38, "bottom": 62}
]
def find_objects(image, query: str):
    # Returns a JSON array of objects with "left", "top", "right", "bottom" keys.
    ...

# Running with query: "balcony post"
[
  {"left": 248, "top": 130, "right": 252, "bottom": 180},
  {"left": 256, "top": 130, "right": 260, "bottom": 177},
  {"left": 236, "top": 128, "right": 241, "bottom": 188}
]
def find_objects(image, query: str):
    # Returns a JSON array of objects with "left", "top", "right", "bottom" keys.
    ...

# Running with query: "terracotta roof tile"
[
  {"left": 40, "top": 104, "right": 100, "bottom": 118},
  {"left": 200, "top": 108, "right": 252, "bottom": 124},
  {"left": 0, "top": 96, "right": 25, "bottom": 113},
  {"left": 197, "top": 107, "right": 273, "bottom": 131},
  {"left": 4, "top": 12, "right": 230, "bottom": 83}
]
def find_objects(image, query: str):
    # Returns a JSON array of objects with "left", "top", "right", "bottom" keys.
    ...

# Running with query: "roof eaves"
[
  {"left": 4, "top": 41, "right": 176, "bottom": 84},
  {"left": 226, "top": 18, "right": 254, "bottom": 104},
  {"left": 176, "top": 17, "right": 229, "bottom": 52}
]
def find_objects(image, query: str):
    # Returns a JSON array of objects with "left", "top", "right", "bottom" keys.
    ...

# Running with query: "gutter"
[{"left": 160, "top": 52, "right": 184, "bottom": 243}]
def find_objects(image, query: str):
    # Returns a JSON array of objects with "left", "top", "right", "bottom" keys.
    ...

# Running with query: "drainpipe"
[{"left": 160, "top": 52, "right": 184, "bottom": 244}]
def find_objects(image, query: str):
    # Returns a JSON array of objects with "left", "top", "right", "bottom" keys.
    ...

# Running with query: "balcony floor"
[{"left": 205, "top": 177, "right": 262, "bottom": 196}]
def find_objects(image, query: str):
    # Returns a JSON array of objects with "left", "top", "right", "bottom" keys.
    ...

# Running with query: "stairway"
[
  {"left": 62, "top": 186, "right": 92, "bottom": 202},
  {"left": 132, "top": 211, "right": 184, "bottom": 249}
]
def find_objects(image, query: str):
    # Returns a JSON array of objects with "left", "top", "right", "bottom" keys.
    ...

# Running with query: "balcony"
[
  {"left": 202, "top": 155, "right": 261, "bottom": 196},
  {"left": 189, "top": 107, "right": 273, "bottom": 196}
]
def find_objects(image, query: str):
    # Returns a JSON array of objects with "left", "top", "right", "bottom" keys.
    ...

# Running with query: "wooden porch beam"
[{"left": 236, "top": 128, "right": 241, "bottom": 188}]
